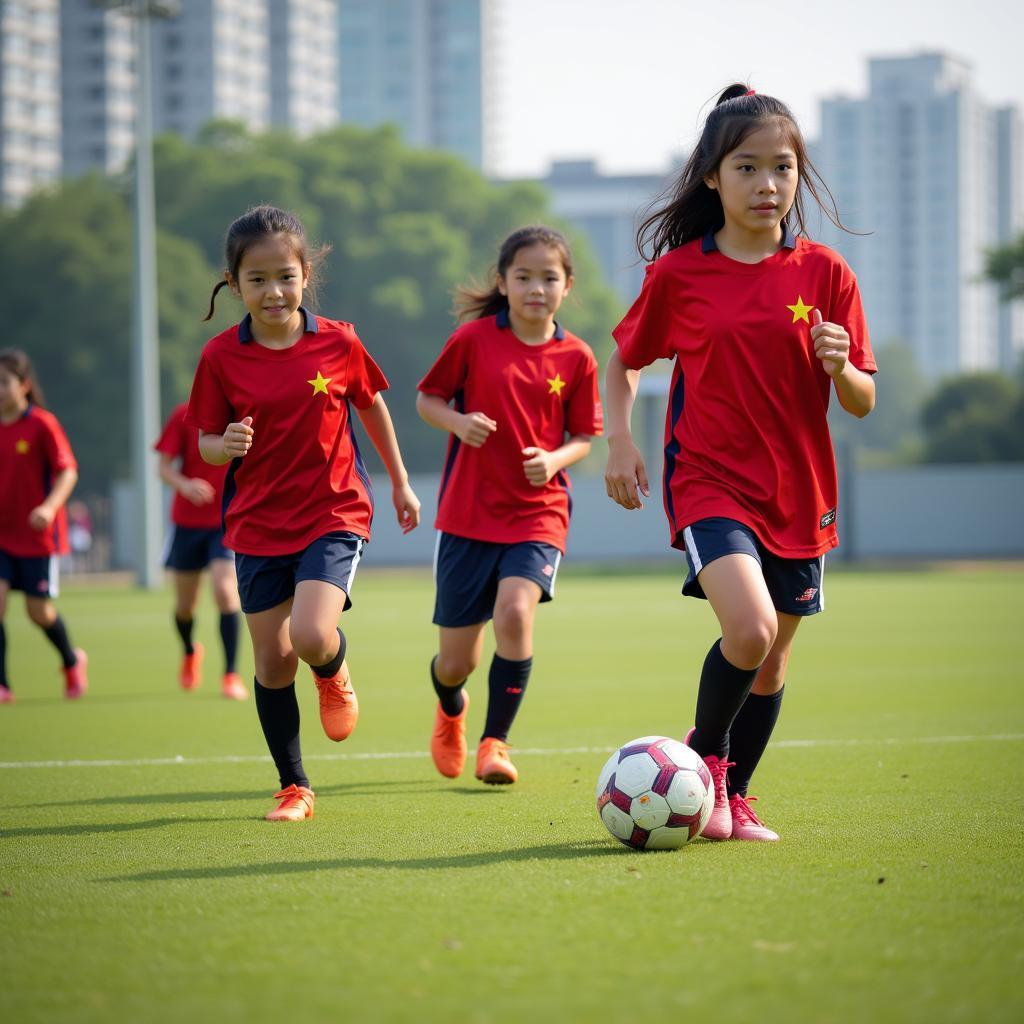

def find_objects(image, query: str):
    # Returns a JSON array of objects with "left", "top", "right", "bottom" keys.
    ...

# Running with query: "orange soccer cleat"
[
  {"left": 64, "top": 648, "right": 89, "bottom": 699},
  {"left": 475, "top": 736, "right": 518, "bottom": 785},
  {"left": 265, "top": 785, "right": 315, "bottom": 822},
  {"left": 221, "top": 672, "right": 248, "bottom": 701},
  {"left": 431, "top": 691, "right": 470, "bottom": 778},
  {"left": 179, "top": 642, "right": 204, "bottom": 691},
  {"left": 313, "top": 665, "right": 358, "bottom": 741}
]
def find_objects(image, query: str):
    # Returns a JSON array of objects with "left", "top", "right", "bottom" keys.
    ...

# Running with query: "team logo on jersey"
[
  {"left": 795, "top": 587, "right": 818, "bottom": 603},
  {"left": 785, "top": 296, "right": 814, "bottom": 323},
  {"left": 547, "top": 373, "right": 567, "bottom": 396},
  {"left": 820, "top": 507, "right": 836, "bottom": 529},
  {"left": 307, "top": 370, "right": 331, "bottom": 396},
  {"left": 15, "top": 439, "right": 30, "bottom": 455}
]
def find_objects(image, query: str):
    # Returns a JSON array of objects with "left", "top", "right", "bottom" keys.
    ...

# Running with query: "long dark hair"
[
  {"left": 454, "top": 225, "right": 574, "bottom": 322},
  {"left": 0, "top": 348, "right": 45, "bottom": 408},
  {"left": 203, "top": 205, "right": 329, "bottom": 321},
  {"left": 637, "top": 83, "right": 849, "bottom": 261}
]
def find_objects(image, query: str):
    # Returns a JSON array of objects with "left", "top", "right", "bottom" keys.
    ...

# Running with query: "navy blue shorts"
[
  {"left": 235, "top": 532, "right": 365, "bottom": 615},
  {"left": 432, "top": 532, "right": 561, "bottom": 628},
  {"left": 681, "top": 518, "right": 824, "bottom": 616},
  {"left": 0, "top": 549, "right": 58, "bottom": 598},
  {"left": 163, "top": 526, "right": 234, "bottom": 572}
]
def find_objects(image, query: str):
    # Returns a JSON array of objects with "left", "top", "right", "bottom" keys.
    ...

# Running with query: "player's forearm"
[
  {"left": 834, "top": 364, "right": 876, "bottom": 418},
  {"left": 158, "top": 458, "right": 188, "bottom": 491},
  {"left": 415, "top": 392, "right": 462, "bottom": 435},
  {"left": 358, "top": 396, "right": 410, "bottom": 487},
  {"left": 604, "top": 350, "right": 641, "bottom": 442},
  {"left": 550, "top": 435, "right": 593, "bottom": 473},
  {"left": 40, "top": 467, "right": 77, "bottom": 513},
  {"left": 199, "top": 431, "right": 231, "bottom": 466}
]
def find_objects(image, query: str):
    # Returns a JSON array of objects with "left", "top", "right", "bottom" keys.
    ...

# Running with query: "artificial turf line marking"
[{"left": 1, "top": 732, "right": 1022, "bottom": 770}]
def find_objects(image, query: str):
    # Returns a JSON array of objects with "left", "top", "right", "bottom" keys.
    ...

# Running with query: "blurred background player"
[
  {"left": 0, "top": 348, "right": 88, "bottom": 702},
  {"left": 417, "top": 225, "right": 603, "bottom": 786},
  {"left": 155, "top": 401, "right": 246, "bottom": 700},
  {"left": 189, "top": 205, "right": 420, "bottom": 822},
  {"left": 605, "top": 85, "right": 876, "bottom": 841}
]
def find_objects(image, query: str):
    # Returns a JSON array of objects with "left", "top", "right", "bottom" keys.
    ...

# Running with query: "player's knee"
[
  {"left": 254, "top": 648, "right": 298, "bottom": 687},
  {"left": 26, "top": 601, "right": 55, "bottom": 627},
  {"left": 289, "top": 622, "right": 337, "bottom": 666},
  {"left": 493, "top": 599, "right": 533, "bottom": 642},
  {"left": 437, "top": 651, "right": 478, "bottom": 683},
  {"left": 726, "top": 619, "right": 777, "bottom": 668}
]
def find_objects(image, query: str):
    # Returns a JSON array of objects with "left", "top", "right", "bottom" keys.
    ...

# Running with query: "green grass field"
[{"left": 1, "top": 565, "right": 1022, "bottom": 1023}]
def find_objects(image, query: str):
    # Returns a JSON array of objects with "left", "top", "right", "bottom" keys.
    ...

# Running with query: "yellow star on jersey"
[
  {"left": 15, "top": 439, "right": 30, "bottom": 455},
  {"left": 786, "top": 296, "right": 814, "bottom": 323},
  {"left": 547, "top": 373, "right": 567, "bottom": 396},
  {"left": 307, "top": 370, "right": 331, "bottom": 396}
]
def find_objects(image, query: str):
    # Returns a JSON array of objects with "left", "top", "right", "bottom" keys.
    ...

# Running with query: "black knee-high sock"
[
  {"left": 726, "top": 687, "right": 784, "bottom": 797},
  {"left": 689, "top": 640, "right": 760, "bottom": 759},
  {"left": 431, "top": 655, "right": 465, "bottom": 716},
  {"left": 310, "top": 627, "right": 346, "bottom": 679},
  {"left": 174, "top": 615, "right": 195, "bottom": 655},
  {"left": 219, "top": 611, "right": 239, "bottom": 673},
  {"left": 481, "top": 655, "right": 532, "bottom": 742},
  {"left": 254, "top": 680, "right": 309, "bottom": 789},
  {"left": 42, "top": 615, "right": 77, "bottom": 668},
  {"left": 0, "top": 622, "right": 8, "bottom": 688}
]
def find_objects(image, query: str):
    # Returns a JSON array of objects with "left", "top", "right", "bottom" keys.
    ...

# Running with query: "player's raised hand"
[
  {"left": 223, "top": 416, "right": 254, "bottom": 458},
  {"left": 521, "top": 446, "right": 556, "bottom": 487},
  {"left": 604, "top": 436, "right": 649, "bottom": 510},
  {"left": 393, "top": 481, "right": 421, "bottom": 534},
  {"left": 456, "top": 411, "right": 497, "bottom": 447},
  {"left": 810, "top": 308, "right": 850, "bottom": 378}
]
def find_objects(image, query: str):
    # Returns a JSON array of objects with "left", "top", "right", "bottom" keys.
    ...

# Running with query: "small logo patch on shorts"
[
  {"left": 542, "top": 563, "right": 554, "bottom": 577},
  {"left": 795, "top": 587, "right": 818, "bottom": 603},
  {"left": 820, "top": 508, "right": 836, "bottom": 529}
]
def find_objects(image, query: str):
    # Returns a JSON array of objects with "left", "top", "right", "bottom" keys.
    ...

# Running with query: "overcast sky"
[{"left": 491, "top": 0, "right": 1024, "bottom": 177}]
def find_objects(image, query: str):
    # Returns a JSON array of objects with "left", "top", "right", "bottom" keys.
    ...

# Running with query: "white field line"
[{"left": 0, "top": 733, "right": 1022, "bottom": 770}]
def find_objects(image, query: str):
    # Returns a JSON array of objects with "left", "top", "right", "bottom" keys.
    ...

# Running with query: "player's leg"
[
  {"left": 291, "top": 534, "right": 363, "bottom": 743},
  {"left": 173, "top": 569, "right": 204, "bottom": 690},
  {"left": 681, "top": 520, "right": 777, "bottom": 839},
  {"left": 24, "top": 556, "right": 87, "bottom": 699},
  {"left": 428, "top": 533, "right": 497, "bottom": 778},
  {"left": 210, "top": 554, "right": 245, "bottom": 700},
  {"left": 475, "top": 541, "right": 558, "bottom": 785},
  {"left": 0, "top": 575, "right": 12, "bottom": 702}
]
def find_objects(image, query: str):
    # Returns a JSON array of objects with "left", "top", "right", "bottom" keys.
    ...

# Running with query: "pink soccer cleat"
[
  {"left": 0, "top": 685, "right": 14, "bottom": 705},
  {"left": 64, "top": 648, "right": 89, "bottom": 699},
  {"left": 729, "top": 794, "right": 779, "bottom": 841},
  {"left": 685, "top": 727, "right": 733, "bottom": 840}
]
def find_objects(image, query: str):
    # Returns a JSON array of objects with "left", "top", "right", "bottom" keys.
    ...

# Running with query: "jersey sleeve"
[
  {"left": 565, "top": 349, "right": 604, "bottom": 437},
  {"left": 831, "top": 261, "right": 877, "bottom": 374},
  {"left": 185, "top": 349, "right": 234, "bottom": 434},
  {"left": 153, "top": 404, "right": 186, "bottom": 458},
  {"left": 41, "top": 413, "right": 77, "bottom": 473},
  {"left": 417, "top": 329, "right": 469, "bottom": 400},
  {"left": 344, "top": 336, "right": 390, "bottom": 410},
  {"left": 612, "top": 261, "right": 675, "bottom": 370}
]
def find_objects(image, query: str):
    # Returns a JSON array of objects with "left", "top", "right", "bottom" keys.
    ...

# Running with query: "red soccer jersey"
[
  {"left": 0, "top": 405, "right": 76, "bottom": 557},
  {"left": 154, "top": 402, "right": 227, "bottom": 531},
  {"left": 613, "top": 233, "right": 876, "bottom": 559},
  {"left": 418, "top": 310, "right": 603, "bottom": 552},
  {"left": 185, "top": 309, "right": 388, "bottom": 556}
]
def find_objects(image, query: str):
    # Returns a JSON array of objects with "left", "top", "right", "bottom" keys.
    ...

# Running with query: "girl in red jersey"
[
  {"left": 0, "top": 349, "right": 88, "bottom": 703},
  {"left": 155, "top": 402, "right": 246, "bottom": 700},
  {"left": 417, "top": 226, "right": 603, "bottom": 786},
  {"left": 605, "top": 85, "right": 877, "bottom": 841},
  {"left": 187, "top": 206, "right": 421, "bottom": 822}
]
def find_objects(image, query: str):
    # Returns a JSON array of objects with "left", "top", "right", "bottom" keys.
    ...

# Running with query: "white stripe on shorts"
[
  {"left": 47, "top": 555, "right": 59, "bottom": 598},
  {"left": 547, "top": 549, "right": 562, "bottom": 597},
  {"left": 432, "top": 531, "right": 442, "bottom": 586},
  {"left": 346, "top": 538, "right": 365, "bottom": 594},
  {"left": 682, "top": 525, "right": 702, "bottom": 574},
  {"left": 818, "top": 554, "right": 826, "bottom": 611}
]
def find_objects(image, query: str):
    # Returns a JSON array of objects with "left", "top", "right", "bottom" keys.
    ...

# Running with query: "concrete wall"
[{"left": 112, "top": 464, "right": 1024, "bottom": 570}]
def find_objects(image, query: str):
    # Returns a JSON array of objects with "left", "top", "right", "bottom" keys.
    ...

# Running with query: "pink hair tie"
[{"left": 744, "top": 89, "right": 756, "bottom": 96}]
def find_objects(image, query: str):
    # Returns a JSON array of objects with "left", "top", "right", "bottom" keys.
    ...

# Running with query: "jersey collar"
[
  {"left": 701, "top": 224, "right": 797, "bottom": 254},
  {"left": 237, "top": 306, "right": 318, "bottom": 343},
  {"left": 496, "top": 306, "right": 566, "bottom": 340}
]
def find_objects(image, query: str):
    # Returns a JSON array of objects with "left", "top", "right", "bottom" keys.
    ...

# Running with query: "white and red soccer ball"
[{"left": 596, "top": 735, "right": 714, "bottom": 850}]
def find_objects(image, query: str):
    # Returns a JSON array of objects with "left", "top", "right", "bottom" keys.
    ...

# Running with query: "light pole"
[{"left": 103, "top": 1, "right": 180, "bottom": 587}]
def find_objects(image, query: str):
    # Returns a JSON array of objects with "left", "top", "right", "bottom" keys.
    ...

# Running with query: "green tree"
[
  {"left": 984, "top": 232, "right": 1024, "bottom": 299},
  {"left": 920, "top": 372, "right": 1024, "bottom": 462}
]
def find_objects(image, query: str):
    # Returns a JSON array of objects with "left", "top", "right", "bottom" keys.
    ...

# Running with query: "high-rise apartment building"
[
  {"left": 338, "top": 0, "right": 491, "bottom": 169},
  {"left": 815, "top": 53, "right": 1024, "bottom": 377},
  {"left": 0, "top": 0, "right": 61, "bottom": 207},
  {"left": 268, "top": 0, "right": 338, "bottom": 136}
]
